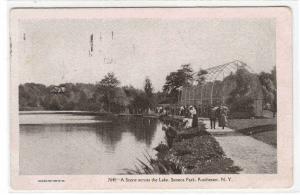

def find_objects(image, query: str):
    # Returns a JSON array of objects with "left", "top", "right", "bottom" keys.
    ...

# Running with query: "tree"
[
  {"left": 196, "top": 69, "right": 208, "bottom": 85},
  {"left": 131, "top": 93, "right": 150, "bottom": 114},
  {"left": 143, "top": 77, "right": 155, "bottom": 110},
  {"left": 47, "top": 95, "right": 64, "bottom": 110},
  {"left": 226, "top": 68, "right": 255, "bottom": 115},
  {"left": 271, "top": 66, "right": 276, "bottom": 88},
  {"left": 259, "top": 67, "right": 277, "bottom": 116},
  {"left": 123, "top": 85, "right": 143, "bottom": 113},
  {"left": 98, "top": 72, "right": 120, "bottom": 88},
  {"left": 163, "top": 64, "right": 194, "bottom": 103},
  {"left": 271, "top": 66, "right": 277, "bottom": 116},
  {"left": 110, "top": 88, "right": 130, "bottom": 113},
  {"left": 77, "top": 91, "right": 88, "bottom": 110},
  {"left": 19, "top": 83, "right": 48, "bottom": 110},
  {"left": 96, "top": 72, "right": 120, "bottom": 112},
  {"left": 144, "top": 77, "right": 153, "bottom": 98}
]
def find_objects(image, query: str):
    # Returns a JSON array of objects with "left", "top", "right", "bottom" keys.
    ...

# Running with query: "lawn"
[
  {"left": 228, "top": 118, "right": 277, "bottom": 147},
  {"left": 228, "top": 118, "right": 276, "bottom": 130},
  {"left": 251, "top": 128, "right": 277, "bottom": 147}
]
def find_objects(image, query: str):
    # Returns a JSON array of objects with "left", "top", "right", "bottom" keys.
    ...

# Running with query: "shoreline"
[
  {"left": 19, "top": 110, "right": 160, "bottom": 118},
  {"left": 148, "top": 116, "right": 242, "bottom": 174}
]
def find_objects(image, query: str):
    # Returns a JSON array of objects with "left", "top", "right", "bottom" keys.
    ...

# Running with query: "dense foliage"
[
  {"left": 258, "top": 66, "right": 277, "bottom": 112},
  {"left": 163, "top": 64, "right": 194, "bottom": 103},
  {"left": 19, "top": 73, "right": 162, "bottom": 113},
  {"left": 196, "top": 69, "right": 208, "bottom": 85},
  {"left": 225, "top": 66, "right": 276, "bottom": 116},
  {"left": 226, "top": 68, "right": 255, "bottom": 115}
]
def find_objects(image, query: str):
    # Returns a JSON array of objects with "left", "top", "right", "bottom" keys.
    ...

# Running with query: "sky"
[{"left": 17, "top": 18, "right": 275, "bottom": 91}]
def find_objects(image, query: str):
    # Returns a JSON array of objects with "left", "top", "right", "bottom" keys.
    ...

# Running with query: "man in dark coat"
[
  {"left": 216, "top": 106, "right": 221, "bottom": 127},
  {"left": 209, "top": 106, "right": 217, "bottom": 129}
]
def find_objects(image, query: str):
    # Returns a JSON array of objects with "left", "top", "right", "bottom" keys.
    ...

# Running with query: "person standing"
[
  {"left": 190, "top": 106, "right": 198, "bottom": 128},
  {"left": 216, "top": 106, "right": 221, "bottom": 127},
  {"left": 209, "top": 107, "right": 217, "bottom": 129},
  {"left": 179, "top": 106, "right": 184, "bottom": 116},
  {"left": 184, "top": 106, "right": 189, "bottom": 118},
  {"left": 219, "top": 108, "right": 228, "bottom": 129}
]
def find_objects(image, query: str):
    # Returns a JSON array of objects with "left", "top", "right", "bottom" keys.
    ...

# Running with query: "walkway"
[{"left": 199, "top": 118, "right": 277, "bottom": 174}]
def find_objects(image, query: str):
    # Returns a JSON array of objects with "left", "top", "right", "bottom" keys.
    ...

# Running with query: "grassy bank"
[
  {"left": 228, "top": 118, "right": 276, "bottom": 130},
  {"left": 126, "top": 119, "right": 242, "bottom": 174},
  {"left": 237, "top": 125, "right": 277, "bottom": 147},
  {"left": 228, "top": 118, "right": 277, "bottom": 147}
]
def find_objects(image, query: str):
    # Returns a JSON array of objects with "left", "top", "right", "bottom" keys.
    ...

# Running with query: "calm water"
[{"left": 19, "top": 113, "right": 165, "bottom": 175}]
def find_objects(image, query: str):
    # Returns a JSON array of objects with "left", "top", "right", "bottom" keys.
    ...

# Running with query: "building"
[{"left": 178, "top": 61, "right": 264, "bottom": 117}]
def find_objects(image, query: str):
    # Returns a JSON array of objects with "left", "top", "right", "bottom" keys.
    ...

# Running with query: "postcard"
[{"left": 10, "top": 7, "right": 293, "bottom": 190}]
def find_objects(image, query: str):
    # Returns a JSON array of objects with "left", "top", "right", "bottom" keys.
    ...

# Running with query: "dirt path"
[{"left": 200, "top": 118, "right": 277, "bottom": 174}]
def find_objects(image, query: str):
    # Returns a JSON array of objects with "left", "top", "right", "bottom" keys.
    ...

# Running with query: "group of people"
[
  {"left": 162, "top": 104, "right": 229, "bottom": 149},
  {"left": 180, "top": 105, "right": 198, "bottom": 129},
  {"left": 156, "top": 106, "right": 167, "bottom": 116},
  {"left": 158, "top": 104, "right": 229, "bottom": 130},
  {"left": 181, "top": 105, "right": 229, "bottom": 130},
  {"left": 209, "top": 106, "right": 229, "bottom": 129}
]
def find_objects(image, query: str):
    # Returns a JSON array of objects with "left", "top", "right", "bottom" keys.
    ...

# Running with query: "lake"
[{"left": 19, "top": 112, "right": 165, "bottom": 175}]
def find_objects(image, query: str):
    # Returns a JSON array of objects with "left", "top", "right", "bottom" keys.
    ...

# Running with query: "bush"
[
  {"left": 229, "top": 111, "right": 253, "bottom": 119},
  {"left": 228, "top": 96, "right": 255, "bottom": 117}
]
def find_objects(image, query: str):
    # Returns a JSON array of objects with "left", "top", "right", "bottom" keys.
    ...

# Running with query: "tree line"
[{"left": 19, "top": 73, "right": 164, "bottom": 113}]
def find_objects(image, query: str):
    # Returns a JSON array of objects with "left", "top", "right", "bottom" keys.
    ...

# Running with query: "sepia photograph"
[{"left": 10, "top": 7, "right": 293, "bottom": 190}]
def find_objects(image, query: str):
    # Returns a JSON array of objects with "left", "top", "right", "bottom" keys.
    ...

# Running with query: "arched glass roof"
[{"left": 196, "top": 60, "right": 254, "bottom": 83}]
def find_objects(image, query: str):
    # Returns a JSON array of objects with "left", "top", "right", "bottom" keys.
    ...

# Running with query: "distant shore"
[
  {"left": 19, "top": 110, "right": 161, "bottom": 119},
  {"left": 19, "top": 110, "right": 107, "bottom": 115}
]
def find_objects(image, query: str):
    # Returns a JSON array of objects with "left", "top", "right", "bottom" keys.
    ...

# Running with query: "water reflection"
[{"left": 19, "top": 114, "right": 164, "bottom": 175}]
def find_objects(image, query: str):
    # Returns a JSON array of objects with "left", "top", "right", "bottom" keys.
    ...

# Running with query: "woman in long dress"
[
  {"left": 190, "top": 106, "right": 198, "bottom": 128},
  {"left": 219, "top": 109, "right": 228, "bottom": 129}
]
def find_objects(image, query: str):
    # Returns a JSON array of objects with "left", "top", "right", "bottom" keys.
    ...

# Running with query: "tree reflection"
[
  {"left": 20, "top": 116, "right": 160, "bottom": 155},
  {"left": 93, "top": 117, "right": 158, "bottom": 148}
]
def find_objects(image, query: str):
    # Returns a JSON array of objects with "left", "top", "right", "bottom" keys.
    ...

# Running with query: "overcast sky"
[{"left": 18, "top": 18, "right": 275, "bottom": 91}]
